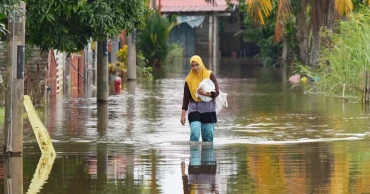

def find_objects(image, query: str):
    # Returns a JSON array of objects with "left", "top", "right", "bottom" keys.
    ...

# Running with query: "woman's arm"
[
  {"left": 210, "top": 73, "right": 220, "bottom": 98},
  {"left": 182, "top": 82, "right": 191, "bottom": 110},
  {"left": 181, "top": 82, "right": 191, "bottom": 125}
]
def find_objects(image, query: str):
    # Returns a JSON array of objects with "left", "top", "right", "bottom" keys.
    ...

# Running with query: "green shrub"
[
  {"left": 137, "top": 51, "right": 152, "bottom": 80},
  {"left": 165, "top": 42, "right": 183, "bottom": 65},
  {"left": 304, "top": 7, "right": 370, "bottom": 98},
  {"left": 138, "top": 11, "right": 176, "bottom": 67},
  {"left": 116, "top": 45, "right": 128, "bottom": 64}
]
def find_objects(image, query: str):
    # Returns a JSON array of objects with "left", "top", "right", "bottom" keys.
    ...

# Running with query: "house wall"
[
  {"left": 169, "top": 23, "right": 195, "bottom": 57},
  {"left": 166, "top": 13, "right": 250, "bottom": 58},
  {"left": 69, "top": 54, "right": 85, "bottom": 97},
  {"left": 194, "top": 16, "right": 210, "bottom": 58},
  {"left": 193, "top": 14, "right": 249, "bottom": 58},
  {"left": 192, "top": 12, "right": 259, "bottom": 58},
  {"left": 220, "top": 11, "right": 260, "bottom": 57},
  {"left": 0, "top": 42, "right": 8, "bottom": 75},
  {"left": 0, "top": 42, "right": 58, "bottom": 99}
]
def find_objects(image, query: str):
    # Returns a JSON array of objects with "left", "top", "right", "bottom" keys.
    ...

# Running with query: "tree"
[
  {"left": 138, "top": 12, "right": 176, "bottom": 67},
  {"left": 221, "top": 0, "right": 369, "bottom": 66},
  {"left": 24, "top": 0, "right": 149, "bottom": 52},
  {"left": 0, "top": 0, "right": 20, "bottom": 37}
]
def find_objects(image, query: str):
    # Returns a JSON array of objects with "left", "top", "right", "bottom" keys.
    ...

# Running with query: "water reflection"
[
  {"left": 96, "top": 143, "right": 108, "bottom": 192},
  {"left": 126, "top": 80, "right": 136, "bottom": 137},
  {"left": 182, "top": 144, "right": 220, "bottom": 194},
  {"left": 4, "top": 157, "right": 23, "bottom": 194},
  {"left": 97, "top": 102, "right": 108, "bottom": 137},
  {"left": 27, "top": 154, "right": 56, "bottom": 194},
  {"left": 9, "top": 58, "right": 370, "bottom": 193}
]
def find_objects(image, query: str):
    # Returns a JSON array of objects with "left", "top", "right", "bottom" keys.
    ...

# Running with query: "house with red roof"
[{"left": 149, "top": 0, "right": 256, "bottom": 58}]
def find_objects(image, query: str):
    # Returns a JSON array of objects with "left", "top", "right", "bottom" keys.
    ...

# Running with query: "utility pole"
[
  {"left": 4, "top": 1, "right": 26, "bottom": 155},
  {"left": 127, "top": 29, "right": 136, "bottom": 80},
  {"left": 213, "top": 15, "right": 219, "bottom": 58},
  {"left": 208, "top": 16, "right": 213, "bottom": 57},
  {"left": 96, "top": 41, "right": 109, "bottom": 102},
  {"left": 4, "top": 2, "right": 25, "bottom": 194}
]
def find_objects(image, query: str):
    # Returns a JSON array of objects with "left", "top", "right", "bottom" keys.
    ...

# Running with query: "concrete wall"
[
  {"left": 0, "top": 41, "right": 49, "bottom": 101},
  {"left": 0, "top": 42, "right": 7, "bottom": 75}
]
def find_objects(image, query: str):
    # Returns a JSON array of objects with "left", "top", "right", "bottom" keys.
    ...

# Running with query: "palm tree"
[{"left": 237, "top": 0, "right": 368, "bottom": 66}]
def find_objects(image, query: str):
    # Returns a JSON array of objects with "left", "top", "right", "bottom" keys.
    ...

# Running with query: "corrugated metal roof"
[{"left": 159, "top": 0, "right": 229, "bottom": 13}]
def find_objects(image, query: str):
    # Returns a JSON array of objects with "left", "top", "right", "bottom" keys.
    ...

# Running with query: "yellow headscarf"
[{"left": 185, "top": 55, "right": 212, "bottom": 102}]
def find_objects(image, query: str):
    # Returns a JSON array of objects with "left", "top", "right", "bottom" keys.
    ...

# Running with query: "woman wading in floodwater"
[{"left": 180, "top": 55, "right": 219, "bottom": 142}]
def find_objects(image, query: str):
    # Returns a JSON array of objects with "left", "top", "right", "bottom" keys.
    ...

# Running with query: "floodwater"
[{"left": 1, "top": 57, "right": 370, "bottom": 194}]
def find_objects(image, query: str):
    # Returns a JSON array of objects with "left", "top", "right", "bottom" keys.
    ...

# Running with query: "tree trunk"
[
  {"left": 310, "top": 28, "right": 321, "bottom": 66},
  {"left": 281, "top": 36, "right": 288, "bottom": 61},
  {"left": 309, "top": 0, "right": 322, "bottom": 66},
  {"left": 296, "top": 0, "right": 309, "bottom": 65},
  {"left": 325, "top": 0, "right": 336, "bottom": 33},
  {"left": 322, "top": 0, "right": 336, "bottom": 46}
]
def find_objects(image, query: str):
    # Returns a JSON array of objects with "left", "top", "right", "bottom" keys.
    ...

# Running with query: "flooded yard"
[{"left": 1, "top": 57, "right": 370, "bottom": 193}]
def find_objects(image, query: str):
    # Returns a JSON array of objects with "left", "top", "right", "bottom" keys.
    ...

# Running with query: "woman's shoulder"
[{"left": 209, "top": 72, "right": 217, "bottom": 79}]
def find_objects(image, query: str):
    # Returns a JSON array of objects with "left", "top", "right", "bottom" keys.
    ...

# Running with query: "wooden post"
[
  {"left": 4, "top": 1, "right": 26, "bottom": 155},
  {"left": 96, "top": 40, "right": 109, "bottom": 102},
  {"left": 127, "top": 30, "right": 137, "bottom": 80}
]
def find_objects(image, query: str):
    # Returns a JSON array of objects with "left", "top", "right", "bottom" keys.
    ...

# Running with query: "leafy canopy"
[
  {"left": 25, "top": 0, "right": 149, "bottom": 52},
  {"left": 0, "top": 0, "right": 20, "bottom": 36}
]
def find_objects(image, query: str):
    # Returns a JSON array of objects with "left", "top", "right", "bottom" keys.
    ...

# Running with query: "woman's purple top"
[{"left": 182, "top": 73, "right": 220, "bottom": 123}]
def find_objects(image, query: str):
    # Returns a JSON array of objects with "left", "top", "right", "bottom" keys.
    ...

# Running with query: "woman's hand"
[
  {"left": 197, "top": 88, "right": 211, "bottom": 96},
  {"left": 181, "top": 161, "right": 186, "bottom": 176},
  {"left": 181, "top": 110, "right": 186, "bottom": 125}
]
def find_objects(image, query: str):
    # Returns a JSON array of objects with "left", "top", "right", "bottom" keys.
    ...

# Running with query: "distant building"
[{"left": 150, "top": 0, "right": 258, "bottom": 58}]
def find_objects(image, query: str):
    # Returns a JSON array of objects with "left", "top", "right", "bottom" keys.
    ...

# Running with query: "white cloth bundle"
[
  {"left": 196, "top": 79, "right": 215, "bottom": 102},
  {"left": 196, "top": 78, "right": 228, "bottom": 114}
]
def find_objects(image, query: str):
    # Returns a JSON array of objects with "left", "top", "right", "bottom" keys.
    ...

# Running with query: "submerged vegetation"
[
  {"left": 165, "top": 42, "right": 183, "bottom": 65},
  {"left": 300, "top": 7, "right": 370, "bottom": 99}
]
